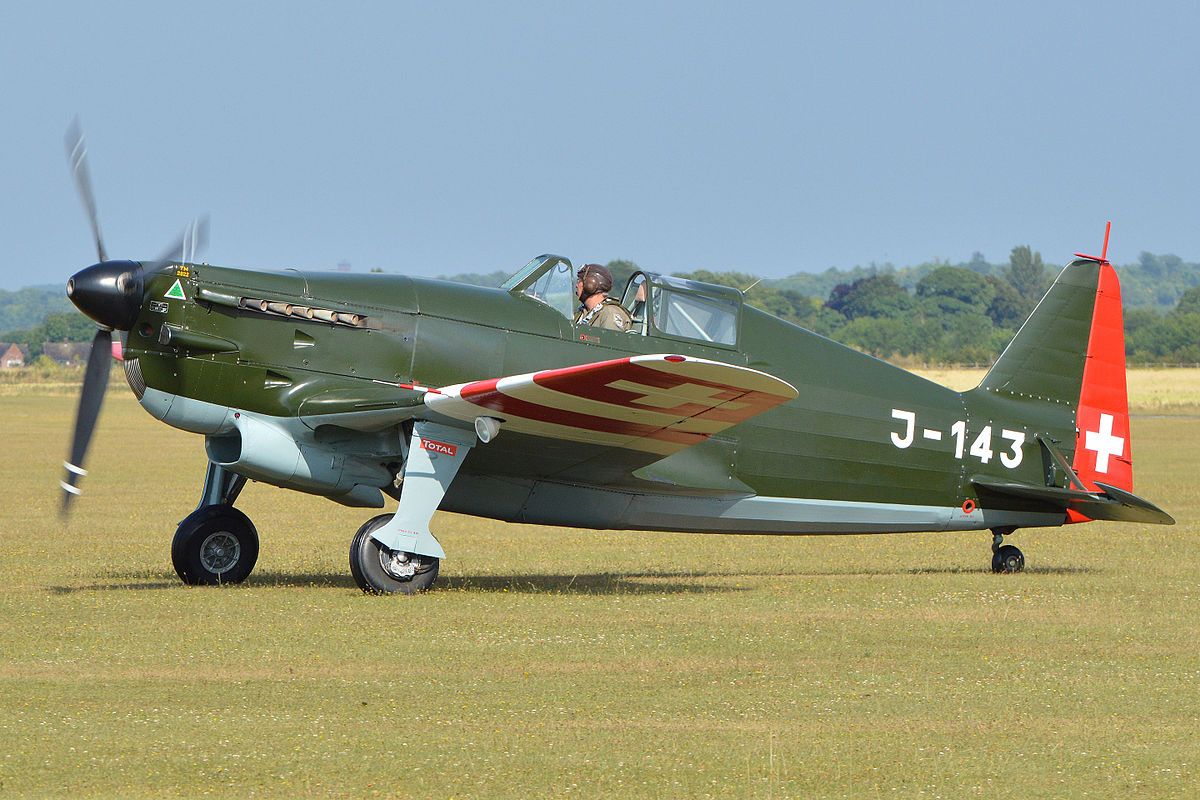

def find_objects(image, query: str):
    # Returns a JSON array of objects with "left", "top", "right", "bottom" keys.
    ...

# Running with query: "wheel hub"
[
  {"left": 200, "top": 531, "right": 241, "bottom": 575},
  {"left": 380, "top": 549, "right": 418, "bottom": 580}
]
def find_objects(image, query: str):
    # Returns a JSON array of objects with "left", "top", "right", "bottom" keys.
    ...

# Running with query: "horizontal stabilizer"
[
  {"left": 1091, "top": 481, "right": 1176, "bottom": 525},
  {"left": 972, "top": 476, "right": 1175, "bottom": 526},
  {"left": 972, "top": 477, "right": 1096, "bottom": 504}
]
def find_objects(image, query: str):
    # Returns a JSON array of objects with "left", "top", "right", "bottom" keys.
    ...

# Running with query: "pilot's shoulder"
[
  {"left": 602, "top": 297, "right": 631, "bottom": 316},
  {"left": 597, "top": 299, "right": 632, "bottom": 330}
]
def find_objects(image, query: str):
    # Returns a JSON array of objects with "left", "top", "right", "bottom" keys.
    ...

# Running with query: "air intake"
[{"left": 122, "top": 356, "right": 146, "bottom": 399}]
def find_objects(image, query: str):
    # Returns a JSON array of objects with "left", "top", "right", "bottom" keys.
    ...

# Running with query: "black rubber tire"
[
  {"left": 171, "top": 504, "right": 259, "bottom": 585},
  {"left": 349, "top": 513, "right": 440, "bottom": 594},
  {"left": 991, "top": 544, "right": 1025, "bottom": 574}
]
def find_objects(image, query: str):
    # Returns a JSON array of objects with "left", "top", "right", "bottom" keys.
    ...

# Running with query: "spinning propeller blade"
[
  {"left": 146, "top": 216, "right": 210, "bottom": 275},
  {"left": 59, "top": 120, "right": 209, "bottom": 516},
  {"left": 60, "top": 328, "right": 112, "bottom": 514},
  {"left": 64, "top": 118, "right": 108, "bottom": 263}
]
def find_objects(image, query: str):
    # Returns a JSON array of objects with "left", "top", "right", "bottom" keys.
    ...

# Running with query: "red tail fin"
[{"left": 1070, "top": 261, "right": 1132, "bottom": 510}]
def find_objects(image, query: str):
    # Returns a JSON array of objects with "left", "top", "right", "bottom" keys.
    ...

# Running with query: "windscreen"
[{"left": 519, "top": 258, "right": 576, "bottom": 319}]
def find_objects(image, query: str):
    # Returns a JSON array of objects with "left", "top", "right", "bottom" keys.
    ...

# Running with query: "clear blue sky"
[{"left": 2, "top": 1, "right": 1197, "bottom": 290}]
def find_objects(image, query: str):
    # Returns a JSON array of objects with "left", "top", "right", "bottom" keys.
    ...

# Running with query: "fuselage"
[{"left": 122, "top": 262, "right": 1073, "bottom": 535}]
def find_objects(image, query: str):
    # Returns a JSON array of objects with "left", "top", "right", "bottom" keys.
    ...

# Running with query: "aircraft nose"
[{"left": 66, "top": 260, "right": 145, "bottom": 330}]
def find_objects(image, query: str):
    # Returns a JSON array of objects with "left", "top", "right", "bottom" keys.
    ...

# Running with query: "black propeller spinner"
[
  {"left": 59, "top": 120, "right": 207, "bottom": 514},
  {"left": 66, "top": 259, "right": 145, "bottom": 331}
]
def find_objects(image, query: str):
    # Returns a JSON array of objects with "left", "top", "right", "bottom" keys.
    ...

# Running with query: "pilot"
[{"left": 574, "top": 264, "right": 633, "bottom": 332}]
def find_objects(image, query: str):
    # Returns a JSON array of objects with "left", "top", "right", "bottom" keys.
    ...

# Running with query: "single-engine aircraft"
[{"left": 59, "top": 125, "right": 1174, "bottom": 592}]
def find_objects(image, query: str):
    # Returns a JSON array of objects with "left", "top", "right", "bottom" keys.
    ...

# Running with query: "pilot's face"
[{"left": 575, "top": 278, "right": 584, "bottom": 302}]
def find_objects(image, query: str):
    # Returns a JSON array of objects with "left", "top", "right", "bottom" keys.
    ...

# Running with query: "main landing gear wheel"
[
  {"left": 172, "top": 504, "right": 259, "bottom": 585},
  {"left": 349, "top": 514, "right": 440, "bottom": 595},
  {"left": 992, "top": 545, "right": 1025, "bottom": 573}
]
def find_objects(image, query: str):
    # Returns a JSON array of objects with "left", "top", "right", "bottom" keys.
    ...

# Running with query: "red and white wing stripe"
[{"left": 425, "top": 354, "right": 797, "bottom": 455}]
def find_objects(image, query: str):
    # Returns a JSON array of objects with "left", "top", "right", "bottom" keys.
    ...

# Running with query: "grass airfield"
[{"left": 1, "top": 383, "right": 1197, "bottom": 798}]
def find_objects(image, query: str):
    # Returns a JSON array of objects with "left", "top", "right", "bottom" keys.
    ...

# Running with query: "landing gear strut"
[
  {"left": 172, "top": 462, "right": 258, "bottom": 585},
  {"left": 349, "top": 421, "right": 476, "bottom": 594},
  {"left": 990, "top": 527, "right": 1024, "bottom": 573}
]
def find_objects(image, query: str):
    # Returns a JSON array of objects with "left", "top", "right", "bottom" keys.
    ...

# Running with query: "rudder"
[
  {"left": 978, "top": 258, "right": 1133, "bottom": 494},
  {"left": 1070, "top": 261, "right": 1132, "bottom": 494}
]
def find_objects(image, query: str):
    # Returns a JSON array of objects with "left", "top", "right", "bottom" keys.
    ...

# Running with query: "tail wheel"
[
  {"left": 991, "top": 544, "right": 1025, "bottom": 574},
  {"left": 349, "top": 514, "right": 440, "bottom": 594},
  {"left": 171, "top": 505, "right": 259, "bottom": 585}
]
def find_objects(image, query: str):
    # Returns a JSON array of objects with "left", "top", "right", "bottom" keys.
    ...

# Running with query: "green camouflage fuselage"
[{"left": 124, "top": 262, "right": 1084, "bottom": 533}]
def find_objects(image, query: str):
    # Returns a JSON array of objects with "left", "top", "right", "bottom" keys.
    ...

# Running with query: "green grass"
[{"left": 1, "top": 393, "right": 1197, "bottom": 798}]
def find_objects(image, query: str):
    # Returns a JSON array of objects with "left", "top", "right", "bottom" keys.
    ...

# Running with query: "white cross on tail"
[{"left": 1084, "top": 413, "right": 1124, "bottom": 473}]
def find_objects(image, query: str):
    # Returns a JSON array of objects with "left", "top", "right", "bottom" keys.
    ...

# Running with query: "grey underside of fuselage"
[
  {"left": 442, "top": 473, "right": 1064, "bottom": 535},
  {"left": 140, "top": 387, "right": 1064, "bottom": 535}
]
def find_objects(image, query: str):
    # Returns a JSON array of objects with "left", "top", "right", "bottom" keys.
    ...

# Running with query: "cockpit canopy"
[
  {"left": 504, "top": 255, "right": 742, "bottom": 348},
  {"left": 619, "top": 272, "right": 741, "bottom": 346}
]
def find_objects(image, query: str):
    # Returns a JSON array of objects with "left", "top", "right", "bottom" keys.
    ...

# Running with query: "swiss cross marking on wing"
[
  {"left": 606, "top": 380, "right": 745, "bottom": 411},
  {"left": 1084, "top": 413, "right": 1124, "bottom": 473}
]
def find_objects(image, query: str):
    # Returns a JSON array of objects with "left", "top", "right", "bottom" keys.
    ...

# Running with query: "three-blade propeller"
[{"left": 59, "top": 120, "right": 207, "bottom": 515}]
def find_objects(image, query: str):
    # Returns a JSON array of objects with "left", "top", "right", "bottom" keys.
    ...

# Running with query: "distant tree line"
[
  {"left": 673, "top": 247, "right": 1199, "bottom": 364},
  {"left": 0, "top": 285, "right": 74, "bottom": 333},
  {"left": 1125, "top": 288, "right": 1200, "bottom": 363},
  {"left": 2, "top": 312, "right": 96, "bottom": 359},
  {"left": 3, "top": 249, "right": 1197, "bottom": 365}
]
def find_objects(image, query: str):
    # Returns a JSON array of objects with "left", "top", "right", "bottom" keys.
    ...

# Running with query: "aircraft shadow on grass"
[
  {"left": 46, "top": 564, "right": 1097, "bottom": 595},
  {"left": 46, "top": 571, "right": 740, "bottom": 595}
]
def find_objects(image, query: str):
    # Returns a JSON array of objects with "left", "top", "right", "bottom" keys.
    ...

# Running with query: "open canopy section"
[{"left": 621, "top": 272, "right": 743, "bottom": 347}]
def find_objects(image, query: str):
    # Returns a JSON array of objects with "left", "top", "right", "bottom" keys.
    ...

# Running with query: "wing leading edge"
[{"left": 426, "top": 354, "right": 798, "bottom": 455}]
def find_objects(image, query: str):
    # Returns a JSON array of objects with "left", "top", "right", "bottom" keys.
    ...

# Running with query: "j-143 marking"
[{"left": 890, "top": 409, "right": 1025, "bottom": 468}]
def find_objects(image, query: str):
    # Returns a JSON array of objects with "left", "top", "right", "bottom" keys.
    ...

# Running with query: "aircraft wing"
[{"left": 425, "top": 354, "right": 798, "bottom": 455}]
